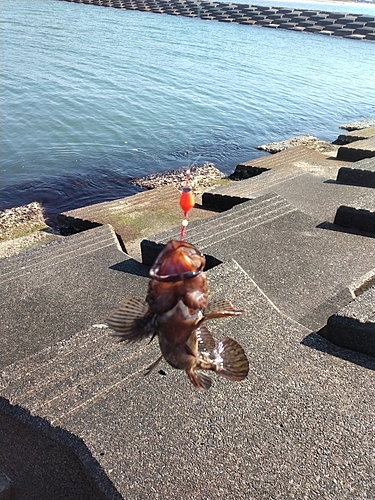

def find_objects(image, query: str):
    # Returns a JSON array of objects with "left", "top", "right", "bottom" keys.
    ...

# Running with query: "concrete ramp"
[
  {"left": 1, "top": 258, "right": 374, "bottom": 499},
  {"left": 0, "top": 224, "right": 149, "bottom": 368}
]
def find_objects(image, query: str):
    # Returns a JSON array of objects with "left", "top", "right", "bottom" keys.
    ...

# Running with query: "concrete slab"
[
  {"left": 57, "top": 185, "right": 217, "bottom": 260},
  {"left": 231, "top": 145, "right": 346, "bottom": 179},
  {"left": 336, "top": 156, "right": 375, "bottom": 188},
  {"left": 337, "top": 136, "right": 375, "bottom": 161},
  {"left": 1, "top": 260, "right": 374, "bottom": 499},
  {"left": 333, "top": 126, "right": 375, "bottom": 145},
  {"left": 0, "top": 224, "right": 149, "bottom": 368},
  {"left": 143, "top": 193, "right": 375, "bottom": 330},
  {"left": 204, "top": 169, "right": 374, "bottom": 224},
  {"left": 319, "top": 285, "right": 375, "bottom": 356}
]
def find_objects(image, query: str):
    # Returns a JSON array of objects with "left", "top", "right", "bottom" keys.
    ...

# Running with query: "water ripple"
[{"left": 2, "top": 0, "right": 374, "bottom": 215}]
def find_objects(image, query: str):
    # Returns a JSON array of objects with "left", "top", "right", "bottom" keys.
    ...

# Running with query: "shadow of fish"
[{"left": 107, "top": 240, "right": 249, "bottom": 390}]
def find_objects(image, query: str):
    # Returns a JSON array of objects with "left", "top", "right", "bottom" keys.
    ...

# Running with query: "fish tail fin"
[
  {"left": 186, "top": 368, "right": 212, "bottom": 390},
  {"left": 215, "top": 337, "right": 249, "bottom": 382},
  {"left": 106, "top": 297, "right": 156, "bottom": 343}
]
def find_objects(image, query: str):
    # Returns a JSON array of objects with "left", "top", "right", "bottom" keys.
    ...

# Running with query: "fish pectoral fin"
[
  {"left": 214, "top": 337, "right": 249, "bottom": 382},
  {"left": 186, "top": 368, "right": 212, "bottom": 390},
  {"left": 204, "top": 299, "right": 246, "bottom": 320},
  {"left": 106, "top": 297, "right": 156, "bottom": 343},
  {"left": 196, "top": 325, "right": 216, "bottom": 353},
  {"left": 144, "top": 355, "right": 164, "bottom": 376}
]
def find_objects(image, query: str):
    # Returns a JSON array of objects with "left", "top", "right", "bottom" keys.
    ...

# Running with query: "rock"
[
  {"left": 128, "top": 163, "right": 228, "bottom": 195},
  {"left": 339, "top": 118, "right": 375, "bottom": 131},
  {"left": 257, "top": 135, "right": 337, "bottom": 154},
  {"left": 0, "top": 202, "right": 47, "bottom": 241},
  {"left": 0, "top": 202, "right": 62, "bottom": 258}
]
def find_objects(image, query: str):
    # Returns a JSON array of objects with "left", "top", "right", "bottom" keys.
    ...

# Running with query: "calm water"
[{"left": 2, "top": 0, "right": 375, "bottom": 221}]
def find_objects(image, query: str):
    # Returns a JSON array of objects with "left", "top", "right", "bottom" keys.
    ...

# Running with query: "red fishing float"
[{"left": 179, "top": 169, "right": 195, "bottom": 240}]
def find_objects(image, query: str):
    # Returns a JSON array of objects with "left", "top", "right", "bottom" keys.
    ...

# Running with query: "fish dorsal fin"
[
  {"left": 204, "top": 299, "right": 245, "bottom": 320},
  {"left": 196, "top": 325, "right": 216, "bottom": 353},
  {"left": 214, "top": 337, "right": 249, "bottom": 382},
  {"left": 106, "top": 297, "right": 155, "bottom": 343},
  {"left": 186, "top": 368, "right": 213, "bottom": 390}
]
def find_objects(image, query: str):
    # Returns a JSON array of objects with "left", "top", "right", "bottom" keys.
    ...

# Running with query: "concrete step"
[
  {"left": 334, "top": 158, "right": 375, "bottom": 234},
  {"left": 203, "top": 166, "right": 303, "bottom": 210},
  {"left": 204, "top": 167, "right": 374, "bottom": 225},
  {"left": 334, "top": 204, "right": 375, "bottom": 235},
  {"left": 337, "top": 136, "right": 375, "bottom": 162},
  {"left": 319, "top": 284, "right": 375, "bottom": 357},
  {"left": 143, "top": 193, "right": 375, "bottom": 330},
  {"left": 0, "top": 224, "right": 149, "bottom": 368},
  {"left": 231, "top": 145, "right": 342, "bottom": 179},
  {"left": 333, "top": 126, "right": 375, "bottom": 145},
  {"left": 336, "top": 157, "right": 375, "bottom": 188}
]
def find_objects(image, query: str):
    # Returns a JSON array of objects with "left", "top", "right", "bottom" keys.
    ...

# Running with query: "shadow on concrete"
[
  {"left": 109, "top": 258, "right": 150, "bottom": 277},
  {"left": 301, "top": 333, "right": 375, "bottom": 371},
  {"left": 316, "top": 221, "right": 375, "bottom": 239},
  {"left": 0, "top": 397, "right": 123, "bottom": 500}
]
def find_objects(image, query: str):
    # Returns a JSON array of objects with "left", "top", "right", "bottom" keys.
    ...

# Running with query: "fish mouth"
[
  {"left": 149, "top": 240, "right": 206, "bottom": 282},
  {"left": 149, "top": 267, "right": 204, "bottom": 282}
]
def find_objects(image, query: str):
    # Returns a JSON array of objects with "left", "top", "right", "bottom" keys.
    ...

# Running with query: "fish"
[{"left": 106, "top": 239, "right": 249, "bottom": 390}]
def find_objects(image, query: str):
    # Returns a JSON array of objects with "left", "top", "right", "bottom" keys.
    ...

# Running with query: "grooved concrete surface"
[
  {"left": 0, "top": 225, "right": 149, "bottom": 368},
  {"left": 147, "top": 192, "right": 375, "bottom": 331}
]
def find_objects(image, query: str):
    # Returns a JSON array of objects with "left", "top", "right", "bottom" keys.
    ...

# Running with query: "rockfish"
[{"left": 107, "top": 240, "right": 249, "bottom": 390}]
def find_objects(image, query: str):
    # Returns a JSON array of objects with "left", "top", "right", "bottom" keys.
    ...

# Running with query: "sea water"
[{"left": 1, "top": 0, "right": 375, "bottom": 219}]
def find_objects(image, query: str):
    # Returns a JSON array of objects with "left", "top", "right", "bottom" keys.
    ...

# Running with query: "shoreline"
[{"left": 1, "top": 120, "right": 374, "bottom": 259}]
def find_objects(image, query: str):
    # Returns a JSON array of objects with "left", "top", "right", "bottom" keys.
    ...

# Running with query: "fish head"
[{"left": 149, "top": 240, "right": 205, "bottom": 282}]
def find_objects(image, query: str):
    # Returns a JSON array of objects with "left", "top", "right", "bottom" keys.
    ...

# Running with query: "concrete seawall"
[{"left": 60, "top": 0, "right": 375, "bottom": 41}]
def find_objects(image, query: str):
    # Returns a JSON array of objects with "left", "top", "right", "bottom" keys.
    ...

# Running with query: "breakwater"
[{"left": 59, "top": 0, "right": 375, "bottom": 40}]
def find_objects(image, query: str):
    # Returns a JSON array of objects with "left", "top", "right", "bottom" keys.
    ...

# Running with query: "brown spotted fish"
[{"left": 107, "top": 240, "right": 249, "bottom": 390}]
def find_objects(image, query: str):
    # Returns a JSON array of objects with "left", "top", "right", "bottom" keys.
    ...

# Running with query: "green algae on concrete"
[{"left": 57, "top": 185, "right": 218, "bottom": 258}]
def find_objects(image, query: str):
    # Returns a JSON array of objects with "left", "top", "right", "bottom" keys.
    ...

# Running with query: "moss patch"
[
  {"left": 112, "top": 207, "right": 182, "bottom": 240},
  {"left": 0, "top": 223, "right": 49, "bottom": 242}
]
